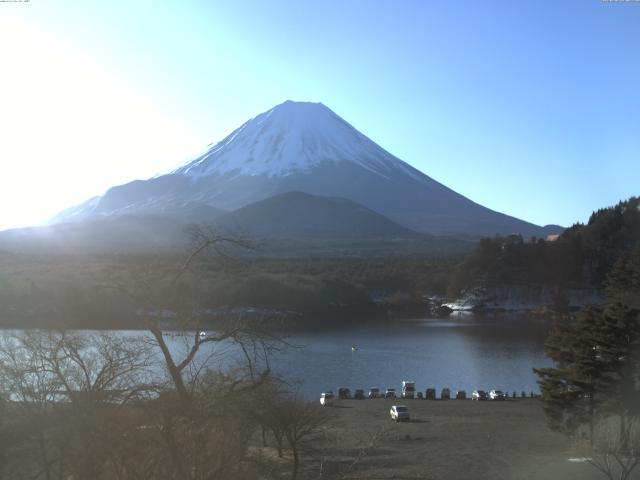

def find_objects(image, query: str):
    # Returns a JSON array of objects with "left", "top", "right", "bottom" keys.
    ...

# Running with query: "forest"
[
  {"left": 0, "top": 250, "right": 456, "bottom": 329},
  {"left": 1, "top": 197, "right": 638, "bottom": 329},
  {"left": 448, "top": 197, "right": 640, "bottom": 297}
]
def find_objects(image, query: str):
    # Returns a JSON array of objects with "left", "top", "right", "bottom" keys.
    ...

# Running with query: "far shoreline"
[{"left": 0, "top": 309, "right": 560, "bottom": 333}]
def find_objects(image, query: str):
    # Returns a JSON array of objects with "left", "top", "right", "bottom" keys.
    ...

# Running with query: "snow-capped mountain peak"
[
  {"left": 46, "top": 100, "right": 560, "bottom": 238},
  {"left": 173, "top": 100, "right": 411, "bottom": 180}
]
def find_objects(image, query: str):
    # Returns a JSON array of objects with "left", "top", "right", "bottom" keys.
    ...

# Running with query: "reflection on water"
[{"left": 269, "top": 316, "right": 552, "bottom": 398}]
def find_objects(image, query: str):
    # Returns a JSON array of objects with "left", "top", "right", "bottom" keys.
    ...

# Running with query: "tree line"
[
  {"left": 449, "top": 197, "right": 640, "bottom": 297},
  {"left": 0, "top": 251, "right": 456, "bottom": 329}
]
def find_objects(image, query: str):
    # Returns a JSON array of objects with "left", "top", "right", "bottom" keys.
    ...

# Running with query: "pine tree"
[
  {"left": 534, "top": 306, "right": 611, "bottom": 436},
  {"left": 535, "top": 246, "right": 640, "bottom": 478}
]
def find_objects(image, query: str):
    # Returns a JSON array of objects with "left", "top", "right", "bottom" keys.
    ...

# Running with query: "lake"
[
  {"left": 1, "top": 314, "right": 554, "bottom": 399},
  {"left": 265, "top": 314, "right": 553, "bottom": 398}
]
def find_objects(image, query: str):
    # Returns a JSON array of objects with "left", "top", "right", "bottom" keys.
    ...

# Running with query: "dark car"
[
  {"left": 354, "top": 389, "right": 365, "bottom": 399},
  {"left": 425, "top": 388, "right": 436, "bottom": 400},
  {"left": 338, "top": 387, "right": 351, "bottom": 399}
]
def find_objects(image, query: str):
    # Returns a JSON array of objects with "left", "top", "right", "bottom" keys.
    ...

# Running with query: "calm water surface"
[
  {"left": 3, "top": 315, "right": 553, "bottom": 399},
  {"left": 269, "top": 316, "right": 553, "bottom": 397}
]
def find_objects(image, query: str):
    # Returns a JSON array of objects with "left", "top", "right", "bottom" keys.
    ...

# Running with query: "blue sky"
[{"left": 0, "top": 0, "right": 638, "bottom": 230}]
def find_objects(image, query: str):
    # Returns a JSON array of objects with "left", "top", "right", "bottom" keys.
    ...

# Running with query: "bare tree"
[
  {"left": 576, "top": 416, "right": 640, "bottom": 480},
  {"left": 315, "top": 427, "right": 387, "bottom": 480},
  {"left": 120, "top": 226, "right": 289, "bottom": 479},
  {"left": 248, "top": 376, "right": 292, "bottom": 458},
  {"left": 118, "top": 226, "right": 277, "bottom": 405},
  {"left": 0, "top": 330, "right": 156, "bottom": 480},
  {"left": 277, "top": 396, "right": 331, "bottom": 480},
  {"left": 0, "top": 227, "right": 291, "bottom": 480},
  {"left": 0, "top": 331, "right": 67, "bottom": 480},
  {"left": 0, "top": 391, "right": 10, "bottom": 479}
]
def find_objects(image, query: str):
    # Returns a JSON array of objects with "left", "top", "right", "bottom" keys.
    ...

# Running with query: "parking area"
[{"left": 317, "top": 398, "right": 607, "bottom": 480}]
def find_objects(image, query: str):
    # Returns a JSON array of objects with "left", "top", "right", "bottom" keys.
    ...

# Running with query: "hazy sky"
[{"left": 1, "top": 0, "right": 638, "bottom": 231}]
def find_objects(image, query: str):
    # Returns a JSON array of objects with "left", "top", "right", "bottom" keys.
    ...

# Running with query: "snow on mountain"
[
  {"left": 48, "top": 100, "right": 562, "bottom": 238},
  {"left": 173, "top": 100, "right": 420, "bottom": 181}
]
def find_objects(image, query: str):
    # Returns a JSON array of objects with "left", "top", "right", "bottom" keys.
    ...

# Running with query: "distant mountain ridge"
[
  {"left": 216, "top": 191, "right": 418, "bottom": 239},
  {"left": 50, "top": 100, "right": 562, "bottom": 238},
  {"left": 0, "top": 192, "right": 473, "bottom": 257}
]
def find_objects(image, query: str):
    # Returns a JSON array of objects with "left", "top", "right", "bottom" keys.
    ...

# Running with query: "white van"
[{"left": 402, "top": 381, "right": 416, "bottom": 399}]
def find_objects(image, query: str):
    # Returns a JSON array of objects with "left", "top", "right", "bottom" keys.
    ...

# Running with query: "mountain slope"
[
  {"left": 53, "top": 100, "right": 561, "bottom": 237},
  {"left": 0, "top": 195, "right": 472, "bottom": 257},
  {"left": 215, "top": 191, "right": 419, "bottom": 239}
]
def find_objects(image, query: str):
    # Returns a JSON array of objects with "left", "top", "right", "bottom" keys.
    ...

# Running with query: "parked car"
[
  {"left": 425, "top": 388, "right": 436, "bottom": 400},
  {"left": 390, "top": 405, "right": 410, "bottom": 422},
  {"left": 368, "top": 387, "right": 380, "bottom": 399},
  {"left": 489, "top": 390, "right": 506, "bottom": 400},
  {"left": 455, "top": 390, "right": 467, "bottom": 400},
  {"left": 401, "top": 380, "right": 416, "bottom": 399},
  {"left": 441, "top": 388, "right": 451, "bottom": 400},
  {"left": 338, "top": 387, "right": 351, "bottom": 399},
  {"left": 385, "top": 388, "right": 397, "bottom": 398},
  {"left": 320, "top": 392, "right": 335, "bottom": 406},
  {"left": 354, "top": 389, "right": 365, "bottom": 399},
  {"left": 472, "top": 390, "right": 488, "bottom": 401},
  {"left": 416, "top": 391, "right": 424, "bottom": 399}
]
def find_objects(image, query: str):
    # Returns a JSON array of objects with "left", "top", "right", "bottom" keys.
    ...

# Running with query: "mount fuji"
[{"left": 49, "top": 100, "right": 559, "bottom": 239}]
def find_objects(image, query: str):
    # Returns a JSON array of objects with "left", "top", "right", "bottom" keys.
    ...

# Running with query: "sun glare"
[{"left": 0, "top": 16, "right": 199, "bottom": 230}]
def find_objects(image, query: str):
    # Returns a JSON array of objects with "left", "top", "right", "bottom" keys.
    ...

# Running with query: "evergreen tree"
[
  {"left": 451, "top": 196, "right": 640, "bottom": 296},
  {"left": 535, "top": 247, "right": 640, "bottom": 478},
  {"left": 607, "top": 246, "right": 640, "bottom": 309},
  {"left": 534, "top": 306, "right": 611, "bottom": 436}
]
